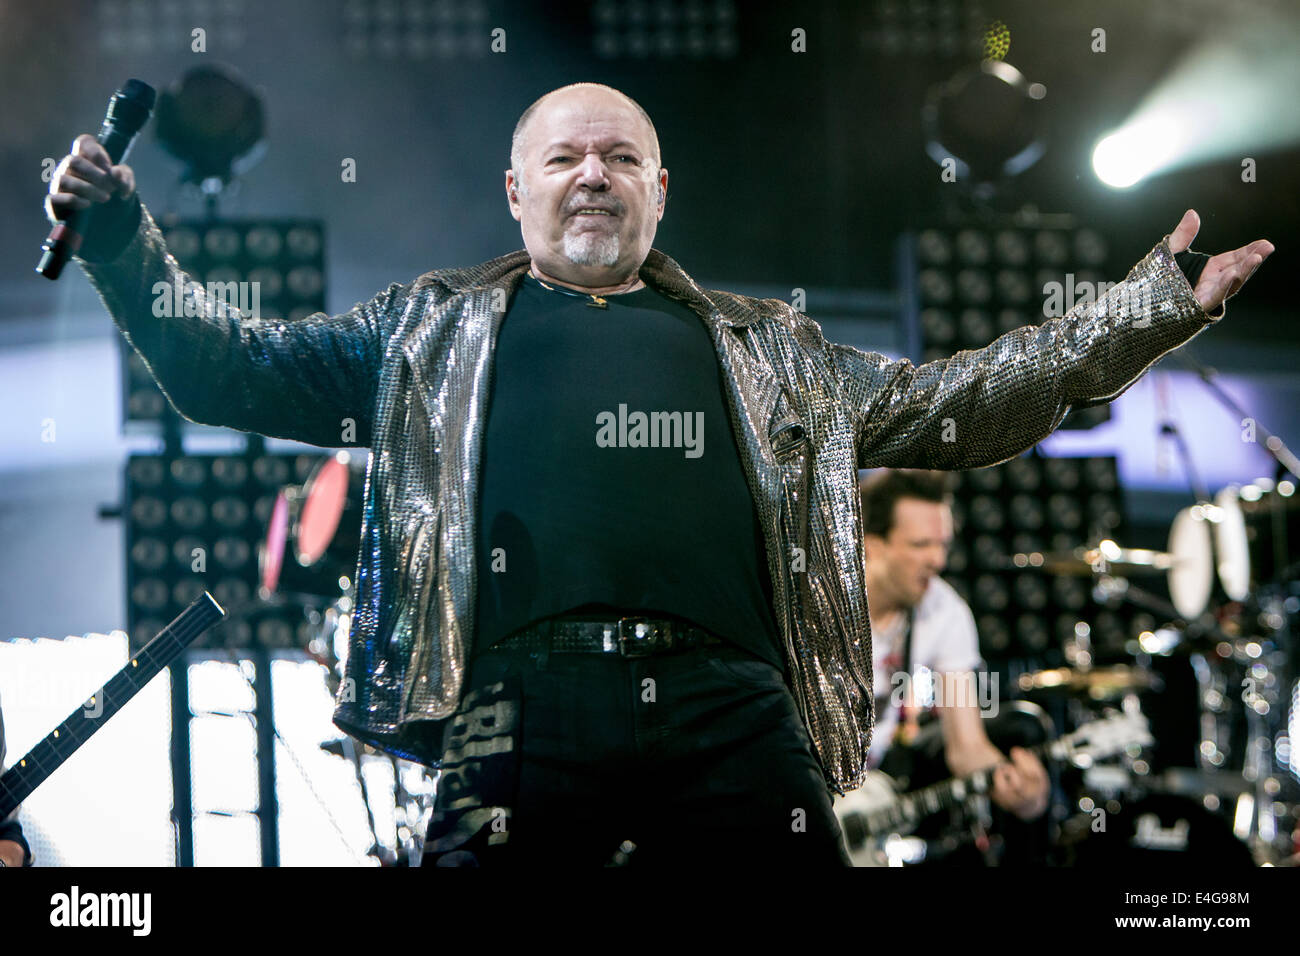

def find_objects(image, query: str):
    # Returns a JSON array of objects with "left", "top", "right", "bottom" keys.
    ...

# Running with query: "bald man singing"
[{"left": 51, "top": 81, "right": 1271, "bottom": 867}]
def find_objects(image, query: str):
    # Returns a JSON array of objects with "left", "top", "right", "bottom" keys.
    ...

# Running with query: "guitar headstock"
[{"left": 1055, "top": 710, "right": 1153, "bottom": 767}]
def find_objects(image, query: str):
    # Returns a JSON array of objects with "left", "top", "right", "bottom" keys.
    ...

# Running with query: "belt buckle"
[{"left": 616, "top": 617, "right": 665, "bottom": 657}]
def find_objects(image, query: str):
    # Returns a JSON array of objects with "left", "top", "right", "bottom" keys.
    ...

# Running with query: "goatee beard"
[{"left": 563, "top": 230, "right": 621, "bottom": 267}]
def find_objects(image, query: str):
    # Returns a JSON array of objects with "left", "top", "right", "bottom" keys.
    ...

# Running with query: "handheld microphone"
[{"left": 37, "top": 78, "right": 156, "bottom": 280}]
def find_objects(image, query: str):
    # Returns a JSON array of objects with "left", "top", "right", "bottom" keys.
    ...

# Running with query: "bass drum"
[
  {"left": 295, "top": 452, "right": 364, "bottom": 575},
  {"left": 258, "top": 451, "right": 367, "bottom": 602},
  {"left": 1062, "top": 793, "right": 1254, "bottom": 868}
]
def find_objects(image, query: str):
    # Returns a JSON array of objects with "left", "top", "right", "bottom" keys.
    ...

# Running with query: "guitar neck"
[
  {"left": 866, "top": 737, "right": 1063, "bottom": 836},
  {"left": 0, "top": 593, "right": 224, "bottom": 819}
]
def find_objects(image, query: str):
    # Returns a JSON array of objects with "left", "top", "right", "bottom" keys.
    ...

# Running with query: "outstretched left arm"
[{"left": 830, "top": 210, "right": 1273, "bottom": 472}]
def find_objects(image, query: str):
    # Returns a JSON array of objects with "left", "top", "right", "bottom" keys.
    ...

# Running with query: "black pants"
[{"left": 421, "top": 641, "right": 851, "bottom": 867}]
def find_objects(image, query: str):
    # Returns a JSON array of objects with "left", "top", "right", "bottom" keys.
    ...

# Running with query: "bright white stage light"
[
  {"left": 1093, "top": 115, "right": 1188, "bottom": 188},
  {"left": 1092, "top": 12, "right": 1300, "bottom": 189}
]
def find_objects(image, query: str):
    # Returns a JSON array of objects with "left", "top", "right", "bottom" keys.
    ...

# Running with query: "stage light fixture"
[
  {"left": 917, "top": 230, "right": 953, "bottom": 265},
  {"left": 923, "top": 58, "right": 1046, "bottom": 188},
  {"left": 155, "top": 65, "right": 266, "bottom": 189},
  {"left": 958, "top": 307, "right": 994, "bottom": 343}
]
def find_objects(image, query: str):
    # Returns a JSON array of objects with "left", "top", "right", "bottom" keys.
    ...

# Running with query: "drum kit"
[
  {"left": 1004, "top": 477, "right": 1300, "bottom": 866},
  {"left": 258, "top": 450, "right": 436, "bottom": 866}
]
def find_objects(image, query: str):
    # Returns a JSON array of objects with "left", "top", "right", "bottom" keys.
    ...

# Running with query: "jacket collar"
[{"left": 422, "top": 247, "right": 766, "bottom": 329}]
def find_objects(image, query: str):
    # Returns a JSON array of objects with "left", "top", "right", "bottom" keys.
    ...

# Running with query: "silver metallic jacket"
[{"left": 80, "top": 202, "right": 1221, "bottom": 792}]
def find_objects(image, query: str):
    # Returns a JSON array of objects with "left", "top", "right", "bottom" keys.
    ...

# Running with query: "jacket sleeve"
[
  {"left": 828, "top": 235, "right": 1222, "bottom": 471},
  {"left": 75, "top": 197, "right": 408, "bottom": 448}
]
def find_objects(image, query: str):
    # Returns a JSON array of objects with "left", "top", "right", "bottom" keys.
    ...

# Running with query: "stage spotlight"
[
  {"left": 917, "top": 230, "right": 953, "bottom": 265},
  {"left": 923, "top": 58, "right": 1047, "bottom": 188},
  {"left": 918, "top": 268, "right": 955, "bottom": 304},
  {"left": 128, "top": 457, "right": 165, "bottom": 488},
  {"left": 967, "top": 466, "right": 1002, "bottom": 494},
  {"left": 131, "top": 496, "right": 167, "bottom": 530},
  {"left": 214, "top": 578, "right": 252, "bottom": 609},
  {"left": 955, "top": 229, "right": 992, "bottom": 265},
  {"left": 973, "top": 534, "right": 1005, "bottom": 570},
  {"left": 212, "top": 496, "right": 250, "bottom": 529},
  {"left": 994, "top": 230, "right": 1029, "bottom": 265},
  {"left": 1092, "top": 13, "right": 1300, "bottom": 189},
  {"left": 215, "top": 538, "right": 252, "bottom": 570},
  {"left": 155, "top": 65, "right": 266, "bottom": 190},
  {"left": 979, "top": 615, "right": 1011, "bottom": 654},
  {"left": 132, "top": 578, "right": 169, "bottom": 611},
  {"left": 958, "top": 307, "right": 994, "bottom": 343},
  {"left": 1004, "top": 455, "right": 1040, "bottom": 490},
  {"left": 171, "top": 456, "right": 207, "bottom": 488},
  {"left": 172, "top": 537, "right": 206, "bottom": 569},
  {"left": 1017, "top": 614, "right": 1050, "bottom": 653},
  {"left": 1014, "top": 578, "right": 1049, "bottom": 613},
  {"left": 946, "top": 541, "right": 968, "bottom": 575},
  {"left": 131, "top": 538, "right": 168, "bottom": 572},
  {"left": 920, "top": 308, "right": 956, "bottom": 346},
  {"left": 171, "top": 497, "right": 207, "bottom": 530},
  {"left": 212, "top": 457, "right": 250, "bottom": 489},
  {"left": 1010, "top": 493, "right": 1045, "bottom": 531},
  {"left": 956, "top": 271, "right": 993, "bottom": 306},
  {"left": 970, "top": 494, "right": 1004, "bottom": 533},
  {"left": 1092, "top": 119, "right": 1182, "bottom": 190}
]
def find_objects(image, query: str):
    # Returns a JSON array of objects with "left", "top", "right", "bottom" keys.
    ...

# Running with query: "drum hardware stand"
[
  {"left": 306, "top": 587, "right": 435, "bottom": 866},
  {"left": 1062, "top": 617, "right": 1092, "bottom": 671},
  {"left": 306, "top": 587, "right": 390, "bottom": 864},
  {"left": 1175, "top": 351, "right": 1300, "bottom": 480},
  {"left": 326, "top": 733, "right": 390, "bottom": 865},
  {"left": 1236, "top": 595, "right": 1291, "bottom": 864},
  {"left": 1108, "top": 578, "right": 1294, "bottom": 861}
]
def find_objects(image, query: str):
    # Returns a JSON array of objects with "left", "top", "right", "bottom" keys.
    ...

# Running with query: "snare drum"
[{"left": 297, "top": 453, "right": 362, "bottom": 571}]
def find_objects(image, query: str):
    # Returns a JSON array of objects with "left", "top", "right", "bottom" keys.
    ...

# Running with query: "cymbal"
[
  {"left": 1017, "top": 665, "right": 1160, "bottom": 699},
  {"left": 1004, "top": 543, "right": 1176, "bottom": 577}
]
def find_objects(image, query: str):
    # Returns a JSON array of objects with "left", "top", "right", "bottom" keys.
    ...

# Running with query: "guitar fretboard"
[
  {"left": 861, "top": 733, "right": 1086, "bottom": 837},
  {"left": 0, "top": 593, "right": 224, "bottom": 819}
]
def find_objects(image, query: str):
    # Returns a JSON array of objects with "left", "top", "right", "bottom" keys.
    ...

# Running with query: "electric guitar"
[
  {"left": 834, "top": 711, "right": 1152, "bottom": 866},
  {"left": 0, "top": 593, "right": 225, "bottom": 819}
]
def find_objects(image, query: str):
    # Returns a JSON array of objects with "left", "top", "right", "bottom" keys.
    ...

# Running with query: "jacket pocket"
[{"left": 769, "top": 411, "right": 807, "bottom": 461}]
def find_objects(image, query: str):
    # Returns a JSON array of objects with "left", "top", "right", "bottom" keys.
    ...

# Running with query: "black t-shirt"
[{"left": 472, "top": 272, "right": 784, "bottom": 668}]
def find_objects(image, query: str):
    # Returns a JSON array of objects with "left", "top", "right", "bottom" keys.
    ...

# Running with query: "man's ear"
[{"left": 505, "top": 169, "right": 522, "bottom": 222}]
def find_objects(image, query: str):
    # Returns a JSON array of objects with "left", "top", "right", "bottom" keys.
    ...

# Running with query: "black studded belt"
[{"left": 494, "top": 615, "right": 725, "bottom": 658}]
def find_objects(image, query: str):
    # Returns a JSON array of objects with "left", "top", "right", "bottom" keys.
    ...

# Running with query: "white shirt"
[{"left": 866, "top": 575, "right": 983, "bottom": 769}]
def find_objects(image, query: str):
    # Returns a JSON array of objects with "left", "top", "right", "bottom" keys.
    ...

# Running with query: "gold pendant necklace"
[{"left": 529, "top": 270, "right": 641, "bottom": 309}]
